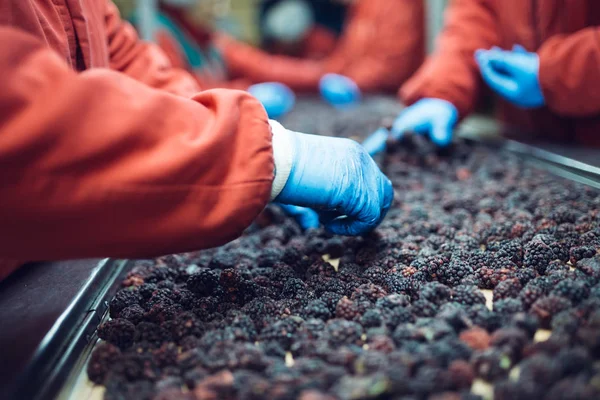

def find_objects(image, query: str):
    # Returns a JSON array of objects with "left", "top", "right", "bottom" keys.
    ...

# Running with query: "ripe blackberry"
[
  {"left": 87, "top": 342, "right": 122, "bottom": 384},
  {"left": 550, "top": 279, "right": 590, "bottom": 304},
  {"left": 419, "top": 282, "right": 452, "bottom": 305},
  {"left": 320, "top": 291, "right": 344, "bottom": 312},
  {"left": 411, "top": 300, "right": 437, "bottom": 317},
  {"left": 438, "top": 260, "right": 473, "bottom": 287},
  {"left": 361, "top": 266, "right": 387, "bottom": 286},
  {"left": 97, "top": 318, "right": 136, "bottom": 350},
  {"left": 335, "top": 297, "right": 363, "bottom": 321},
  {"left": 524, "top": 239, "right": 556, "bottom": 274},
  {"left": 410, "top": 255, "right": 450, "bottom": 280},
  {"left": 531, "top": 295, "right": 573, "bottom": 328},
  {"left": 324, "top": 319, "right": 364, "bottom": 347},
  {"left": 186, "top": 269, "right": 219, "bottom": 296},
  {"left": 281, "top": 278, "right": 308, "bottom": 299},
  {"left": 476, "top": 267, "right": 515, "bottom": 289},
  {"left": 359, "top": 309, "right": 384, "bottom": 328},
  {"left": 519, "top": 281, "right": 548, "bottom": 309},
  {"left": 569, "top": 246, "right": 597, "bottom": 265},
  {"left": 109, "top": 288, "right": 141, "bottom": 318},
  {"left": 493, "top": 278, "right": 522, "bottom": 301},
  {"left": 375, "top": 293, "right": 411, "bottom": 310},
  {"left": 493, "top": 298, "right": 524, "bottom": 316},
  {"left": 350, "top": 283, "right": 388, "bottom": 302},
  {"left": 490, "top": 328, "right": 529, "bottom": 361},
  {"left": 467, "top": 304, "right": 501, "bottom": 332},
  {"left": 302, "top": 300, "right": 332, "bottom": 321},
  {"left": 551, "top": 310, "right": 581, "bottom": 335},
  {"left": 452, "top": 285, "right": 486, "bottom": 306},
  {"left": 472, "top": 349, "right": 512, "bottom": 380},
  {"left": 119, "top": 304, "right": 145, "bottom": 325}
]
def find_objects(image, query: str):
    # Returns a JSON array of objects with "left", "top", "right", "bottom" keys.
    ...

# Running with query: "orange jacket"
[
  {"left": 0, "top": 0, "right": 273, "bottom": 277},
  {"left": 401, "top": 0, "right": 600, "bottom": 146},
  {"left": 217, "top": 0, "right": 425, "bottom": 93}
]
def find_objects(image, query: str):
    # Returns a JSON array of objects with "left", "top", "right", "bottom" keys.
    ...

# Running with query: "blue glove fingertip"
[
  {"left": 249, "top": 82, "right": 295, "bottom": 119},
  {"left": 319, "top": 73, "right": 361, "bottom": 108}
]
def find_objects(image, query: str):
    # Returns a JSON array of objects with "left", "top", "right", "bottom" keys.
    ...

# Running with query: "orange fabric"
[
  {"left": 401, "top": 0, "right": 600, "bottom": 146},
  {"left": 217, "top": 0, "right": 425, "bottom": 93},
  {"left": 0, "top": 1, "right": 273, "bottom": 269}
]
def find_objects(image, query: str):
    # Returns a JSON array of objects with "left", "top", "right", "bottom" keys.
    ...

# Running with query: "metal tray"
[{"left": 8, "top": 259, "right": 129, "bottom": 400}]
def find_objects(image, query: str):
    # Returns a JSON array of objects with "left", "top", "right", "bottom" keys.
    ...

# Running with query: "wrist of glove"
[{"left": 270, "top": 121, "right": 393, "bottom": 236}]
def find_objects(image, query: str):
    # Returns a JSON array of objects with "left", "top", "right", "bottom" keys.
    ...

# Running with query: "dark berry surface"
[{"left": 89, "top": 102, "right": 600, "bottom": 399}]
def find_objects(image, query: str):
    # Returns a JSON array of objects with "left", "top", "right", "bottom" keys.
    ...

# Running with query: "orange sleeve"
[
  {"left": 538, "top": 27, "right": 600, "bottom": 116},
  {"left": 324, "top": 0, "right": 424, "bottom": 92},
  {"left": 216, "top": 34, "right": 324, "bottom": 92},
  {"left": 105, "top": 1, "right": 200, "bottom": 97},
  {"left": 400, "top": 0, "right": 500, "bottom": 117},
  {"left": 0, "top": 27, "right": 273, "bottom": 262}
]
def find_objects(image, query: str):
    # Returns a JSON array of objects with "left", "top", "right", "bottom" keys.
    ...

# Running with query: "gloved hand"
[
  {"left": 475, "top": 45, "right": 545, "bottom": 108},
  {"left": 277, "top": 204, "right": 320, "bottom": 230},
  {"left": 248, "top": 82, "right": 295, "bottom": 119},
  {"left": 319, "top": 73, "right": 361, "bottom": 108},
  {"left": 390, "top": 98, "right": 458, "bottom": 147},
  {"left": 271, "top": 121, "right": 393, "bottom": 236}
]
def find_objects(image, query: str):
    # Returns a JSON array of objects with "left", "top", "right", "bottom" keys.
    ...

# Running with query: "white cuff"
[{"left": 269, "top": 120, "right": 294, "bottom": 200}]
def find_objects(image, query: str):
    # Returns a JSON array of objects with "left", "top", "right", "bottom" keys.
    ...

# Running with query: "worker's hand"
[
  {"left": 249, "top": 82, "right": 295, "bottom": 119},
  {"left": 319, "top": 73, "right": 361, "bottom": 108},
  {"left": 391, "top": 98, "right": 458, "bottom": 147},
  {"left": 271, "top": 121, "right": 393, "bottom": 236},
  {"left": 475, "top": 45, "right": 545, "bottom": 108},
  {"left": 277, "top": 204, "right": 320, "bottom": 230}
]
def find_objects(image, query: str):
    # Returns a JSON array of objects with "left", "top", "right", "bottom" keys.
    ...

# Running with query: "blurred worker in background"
[
  {"left": 392, "top": 0, "right": 600, "bottom": 147},
  {"left": 258, "top": 0, "right": 346, "bottom": 59},
  {"left": 218, "top": 0, "right": 425, "bottom": 93},
  {"left": 0, "top": 0, "right": 393, "bottom": 279}
]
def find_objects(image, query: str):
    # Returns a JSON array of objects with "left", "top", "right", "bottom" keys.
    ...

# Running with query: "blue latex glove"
[
  {"left": 319, "top": 73, "right": 361, "bottom": 108},
  {"left": 277, "top": 204, "right": 320, "bottom": 230},
  {"left": 390, "top": 98, "right": 458, "bottom": 147},
  {"left": 274, "top": 130, "right": 393, "bottom": 236},
  {"left": 248, "top": 82, "right": 295, "bottom": 118},
  {"left": 475, "top": 45, "right": 545, "bottom": 108},
  {"left": 362, "top": 127, "right": 389, "bottom": 157}
]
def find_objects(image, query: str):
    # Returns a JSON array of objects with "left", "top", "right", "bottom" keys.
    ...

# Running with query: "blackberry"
[
  {"left": 493, "top": 298, "right": 524, "bottom": 316},
  {"left": 324, "top": 319, "right": 364, "bottom": 347},
  {"left": 359, "top": 309, "right": 384, "bottom": 328},
  {"left": 524, "top": 240, "right": 556, "bottom": 274},
  {"left": 519, "top": 281, "right": 548, "bottom": 309},
  {"left": 375, "top": 294, "right": 411, "bottom": 310},
  {"left": 119, "top": 304, "right": 145, "bottom": 325},
  {"left": 186, "top": 270, "right": 220, "bottom": 296},
  {"left": 569, "top": 246, "right": 597, "bottom": 265},
  {"left": 411, "top": 300, "right": 437, "bottom": 318},
  {"left": 282, "top": 278, "right": 309, "bottom": 299},
  {"left": 550, "top": 279, "right": 590, "bottom": 304},
  {"left": 109, "top": 289, "right": 141, "bottom": 318},
  {"left": 320, "top": 291, "right": 344, "bottom": 312},
  {"left": 97, "top": 319, "right": 136, "bottom": 350},
  {"left": 419, "top": 282, "right": 452, "bottom": 305},
  {"left": 87, "top": 343, "right": 122, "bottom": 384},
  {"left": 350, "top": 283, "right": 387, "bottom": 302},
  {"left": 451, "top": 285, "right": 486, "bottom": 306},
  {"left": 531, "top": 295, "right": 573, "bottom": 328},
  {"left": 472, "top": 349, "right": 512, "bottom": 380},
  {"left": 302, "top": 300, "right": 332, "bottom": 321},
  {"left": 493, "top": 278, "right": 522, "bottom": 301},
  {"left": 335, "top": 297, "right": 363, "bottom": 321},
  {"left": 438, "top": 260, "right": 473, "bottom": 287}
]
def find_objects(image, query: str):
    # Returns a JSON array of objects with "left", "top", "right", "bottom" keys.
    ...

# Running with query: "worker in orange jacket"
[
  {"left": 216, "top": 0, "right": 425, "bottom": 93},
  {"left": 0, "top": 0, "right": 393, "bottom": 279},
  {"left": 391, "top": 0, "right": 600, "bottom": 147}
]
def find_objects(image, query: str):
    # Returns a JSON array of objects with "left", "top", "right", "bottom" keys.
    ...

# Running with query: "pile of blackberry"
[{"left": 88, "top": 110, "right": 600, "bottom": 400}]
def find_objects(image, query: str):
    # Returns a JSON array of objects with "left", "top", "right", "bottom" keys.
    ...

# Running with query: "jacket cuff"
[{"left": 269, "top": 120, "right": 294, "bottom": 200}]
